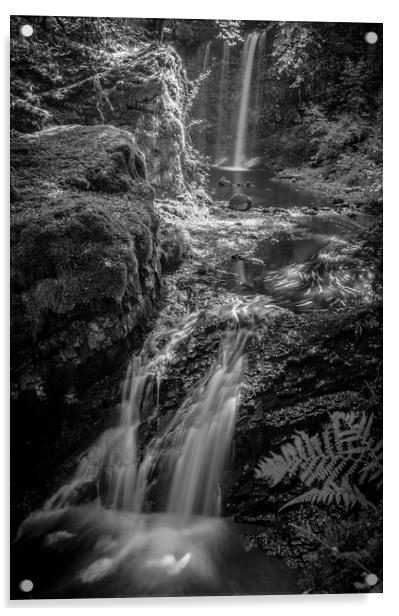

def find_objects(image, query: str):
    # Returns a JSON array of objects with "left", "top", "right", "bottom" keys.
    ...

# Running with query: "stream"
[
  {"left": 210, "top": 166, "right": 326, "bottom": 209},
  {"left": 11, "top": 168, "right": 377, "bottom": 599},
  {"left": 210, "top": 167, "right": 376, "bottom": 312}
]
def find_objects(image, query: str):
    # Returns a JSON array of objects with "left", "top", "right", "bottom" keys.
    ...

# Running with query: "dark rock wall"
[{"left": 10, "top": 125, "right": 164, "bottom": 518}]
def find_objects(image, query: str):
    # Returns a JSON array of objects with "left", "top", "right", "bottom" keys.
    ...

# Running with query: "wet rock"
[{"left": 228, "top": 194, "right": 252, "bottom": 211}]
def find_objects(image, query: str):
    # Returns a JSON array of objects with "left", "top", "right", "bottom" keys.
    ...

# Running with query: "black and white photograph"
[{"left": 9, "top": 12, "right": 383, "bottom": 600}]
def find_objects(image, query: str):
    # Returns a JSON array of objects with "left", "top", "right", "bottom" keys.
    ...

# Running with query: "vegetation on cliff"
[{"left": 11, "top": 16, "right": 210, "bottom": 197}]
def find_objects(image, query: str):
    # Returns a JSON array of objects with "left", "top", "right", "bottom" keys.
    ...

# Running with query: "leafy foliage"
[
  {"left": 256, "top": 411, "right": 382, "bottom": 511},
  {"left": 292, "top": 506, "right": 383, "bottom": 593},
  {"left": 256, "top": 22, "right": 382, "bottom": 179},
  {"left": 143, "top": 19, "right": 243, "bottom": 48},
  {"left": 268, "top": 22, "right": 382, "bottom": 115}
]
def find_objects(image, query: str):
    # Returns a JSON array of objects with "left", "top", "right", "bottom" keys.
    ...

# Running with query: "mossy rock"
[
  {"left": 228, "top": 194, "right": 253, "bottom": 211},
  {"left": 10, "top": 125, "right": 163, "bottom": 477},
  {"left": 159, "top": 222, "right": 191, "bottom": 272},
  {"left": 35, "top": 46, "right": 191, "bottom": 195}
]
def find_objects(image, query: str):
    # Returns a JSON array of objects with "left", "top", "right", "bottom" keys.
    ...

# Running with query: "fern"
[
  {"left": 280, "top": 480, "right": 377, "bottom": 512},
  {"left": 255, "top": 412, "right": 382, "bottom": 511}
]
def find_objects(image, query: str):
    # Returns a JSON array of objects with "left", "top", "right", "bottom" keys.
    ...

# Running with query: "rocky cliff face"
[{"left": 12, "top": 42, "right": 204, "bottom": 197}]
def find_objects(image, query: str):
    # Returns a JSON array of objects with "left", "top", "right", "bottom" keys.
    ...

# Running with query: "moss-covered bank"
[{"left": 11, "top": 124, "right": 165, "bottom": 525}]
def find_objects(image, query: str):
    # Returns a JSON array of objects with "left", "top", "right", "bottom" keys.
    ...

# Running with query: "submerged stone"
[{"left": 228, "top": 194, "right": 252, "bottom": 211}]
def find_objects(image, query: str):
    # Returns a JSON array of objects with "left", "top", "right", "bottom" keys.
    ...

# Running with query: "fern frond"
[
  {"left": 280, "top": 480, "right": 376, "bottom": 512},
  {"left": 255, "top": 453, "right": 289, "bottom": 486},
  {"left": 257, "top": 411, "right": 382, "bottom": 512}
]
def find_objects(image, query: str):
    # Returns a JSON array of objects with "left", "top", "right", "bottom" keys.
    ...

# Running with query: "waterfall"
[
  {"left": 44, "top": 299, "right": 266, "bottom": 519},
  {"left": 214, "top": 40, "right": 230, "bottom": 163},
  {"left": 44, "top": 311, "right": 201, "bottom": 513},
  {"left": 166, "top": 327, "right": 248, "bottom": 519},
  {"left": 233, "top": 32, "right": 260, "bottom": 168},
  {"left": 203, "top": 41, "right": 211, "bottom": 71},
  {"left": 14, "top": 299, "right": 299, "bottom": 598}
]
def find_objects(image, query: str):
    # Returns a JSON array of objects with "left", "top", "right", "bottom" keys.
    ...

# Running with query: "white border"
[{"left": 2, "top": 1, "right": 397, "bottom": 614}]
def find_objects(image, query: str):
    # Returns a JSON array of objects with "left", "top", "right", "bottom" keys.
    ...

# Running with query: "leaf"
[{"left": 257, "top": 411, "right": 381, "bottom": 511}]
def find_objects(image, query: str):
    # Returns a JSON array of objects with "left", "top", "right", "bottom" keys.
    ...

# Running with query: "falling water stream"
[
  {"left": 203, "top": 41, "right": 211, "bottom": 72},
  {"left": 233, "top": 32, "right": 260, "bottom": 168},
  {"left": 12, "top": 298, "right": 298, "bottom": 598}
]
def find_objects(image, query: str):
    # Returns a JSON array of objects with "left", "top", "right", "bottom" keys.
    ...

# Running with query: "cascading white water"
[
  {"left": 14, "top": 299, "right": 300, "bottom": 598},
  {"left": 233, "top": 32, "right": 260, "bottom": 168},
  {"left": 44, "top": 311, "right": 201, "bottom": 513},
  {"left": 166, "top": 327, "right": 248, "bottom": 519},
  {"left": 44, "top": 299, "right": 267, "bottom": 519},
  {"left": 203, "top": 41, "right": 211, "bottom": 71},
  {"left": 215, "top": 40, "right": 230, "bottom": 162}
]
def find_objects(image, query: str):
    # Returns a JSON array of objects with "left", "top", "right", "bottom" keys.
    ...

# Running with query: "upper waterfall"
[{"left": 233, "top": 32, "right": 260, "bottom": 168}]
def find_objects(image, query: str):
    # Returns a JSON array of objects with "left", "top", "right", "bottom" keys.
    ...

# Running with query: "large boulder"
[
  {"left": 228, "top": 194, "right": 252, "bottom": 211},
  {"left": 11, "top": 125, "right": 163, "bottom": 506},
  {"left": 29, "top": 45, "right": 196, "bottom": 195}
]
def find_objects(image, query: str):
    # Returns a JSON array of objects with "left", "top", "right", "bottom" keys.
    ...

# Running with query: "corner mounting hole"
[
  {"left": 20, "top": 24, "right": 34, "bottom": 38},
  {"left": 19, "top": 579, "right": 33, "bottom": 593},
  {"left": 365, "top": 31, "right": 378, "bottom": 44}
]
